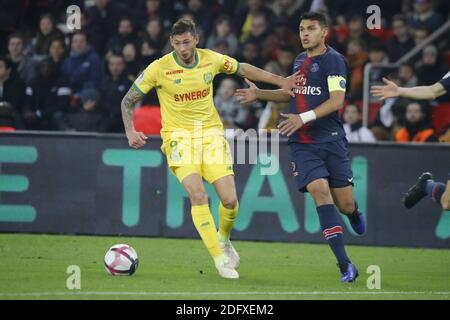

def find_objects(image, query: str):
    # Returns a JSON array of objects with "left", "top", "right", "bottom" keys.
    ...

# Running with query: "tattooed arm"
[{"left": 121, "top": 85, "right": 148, "bottom": 149}]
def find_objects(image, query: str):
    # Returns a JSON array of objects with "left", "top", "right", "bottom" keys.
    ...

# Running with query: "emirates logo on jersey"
[{"left": 294, "top": 74, "right": 322, "bottom": 96}]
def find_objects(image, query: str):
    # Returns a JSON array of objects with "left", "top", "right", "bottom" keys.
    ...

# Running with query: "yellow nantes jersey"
[{"left": 133, "top": 48, "right": 239, "bottom": 135}]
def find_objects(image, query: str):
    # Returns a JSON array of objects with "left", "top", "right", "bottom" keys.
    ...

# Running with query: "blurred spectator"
[
  {"left": 261, "top": 45, "right": 295, "bottom": 80},
  {"left": 277, "top": 46, "right": 295, "bottom": 77},
  {"left": 266, "top": 18, "right": 302, "bottom": 60},
  {"left": 0, "top": 56, "right": 25, "bottom": 123},
  {"left": 7, "top": 33, "right": 38, "bottom": 85},
  {"left": 238, "top": 39, "right": 266, "bottom": 69},
  {"left": 0, "top": 2, "right": 17, "bottom": 55},
  {"left": 32, "top": 14, "right": 65, "bottom": 58},
  {"left": 141, "top": 17, "right": 166, "bottom": 63},
  {"left": 324, "top": 0, "right": 376, "bottom": 20},
  {"left": 370, "top": 72, "right": 412, "bottom": 141},
  {"left": 245, "top": 13, "right": 275, "bottom": 61},
  {"left": 257, "top": 61, "right": 289, "bottom": 131},
  {"left": 214, "top": 77, "right": 249, "bottom": 129},
  {"left": 87, "top": 0, "right": 125, "bottom": 55},
  {"left": 408, "top": 0, "right": 445, "bottom": 33},
  {"left": 63, "top": 31, "right": 102, "bottom": 96},
  {"left": 23, "top": 58, "right": 71, "bottom": 130},
  {"left": 346, "top": 39, "right": 368, "bottom": 100},
  {"left": 212, "top": 40, "right": 231, "bottom": 56},
  {"left": 395, "top": 101, "right": 437, "bottom": 143},
  {"left": 398, "top": 63, "right": 418, "bottom": 88},
  {"left": 206, "top": 15, "right": 239, "bottom": 56},
  {"left": 62, "top": 87, "right": 107, "bottom": 132},
  {"left": 106, "top": 17, "right": 141, "bottom": 59},
  {"left": 100, "top": 55, "right": 132, "bottom": 132},
  {"left": 139, "top": 0, "right": 174, "bottom": 30},
  {"left": 386, "top": 15, "right": 415, "bottom": 62},
  {"left": 347, "top": 15, "right": 378, "bottom": 49},
  {"left": 368, "top": 44, "right": 390, "bottom": 88},
  {"left": 235, "top": 0, "right": 274, "bottom": 43},
  {"left": 211, "top": 0, "right": 239, "bottom": 17},
  {"left": 413, "top": 24, "right": 429, "bottom": 46},
  {"left": 342, "top": 104, "right": 376, "bottom": 143},
  {"left": 416, "top": 45, "right": 447, "bottom": 86},
  {"left": 122, "top": 42, "right": 141, "bottom": 80},
  {"left": 270, "top": 0, "right": 311, "bottom": 32},
  {"left": 185, "top": 0, "right": 212, "bottom": 42},
  {"left": 48, "top": 38, "right": 66, "bottom": 72}
]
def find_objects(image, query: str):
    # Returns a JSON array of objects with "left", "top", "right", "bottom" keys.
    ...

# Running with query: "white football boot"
[
  {"left": 216, "top": 258, "right": 239, "bottom": 279},
  {"left": 219, "top": 234, "right": 240, "bottom": 269}
]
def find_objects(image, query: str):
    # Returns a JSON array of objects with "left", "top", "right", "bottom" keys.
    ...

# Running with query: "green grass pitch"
[{"left": 0, "top": 233, "right": 449, "bottom": 300}]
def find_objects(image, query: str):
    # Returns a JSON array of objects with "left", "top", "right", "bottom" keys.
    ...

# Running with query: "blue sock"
[
  {"left": 425, "top": 180, "right": 446, "bottom": 203},
  {"left": 317, "top": 204, "right": 351, "bottom": 265}
]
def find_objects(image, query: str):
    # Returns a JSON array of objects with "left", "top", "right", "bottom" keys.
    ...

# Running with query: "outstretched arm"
[
  {"left": 371, "top": 77, "right": 447, "bottom": 100},
  {"left": 121, "top": 85, "right": 148, "bottom": 149},
  {"left": 238, "top": 63, "right": 299, "bottom": 97},
  {"left": 235, "top": 79, "right": 291, "bottom": 104}
]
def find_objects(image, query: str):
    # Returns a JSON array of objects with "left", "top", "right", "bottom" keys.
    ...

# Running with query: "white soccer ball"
[{"left": 104, "top": 244, "right": 139, "bottom": 276}]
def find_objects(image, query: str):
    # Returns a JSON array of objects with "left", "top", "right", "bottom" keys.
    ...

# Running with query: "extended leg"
[{"left": 307, "top": 178, "right": 358, "bottom": 282}]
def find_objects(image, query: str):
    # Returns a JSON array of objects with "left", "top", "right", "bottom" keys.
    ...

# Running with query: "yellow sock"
[
  {"left": 218, "top": 201, "right": 239, "bottom": 242},
  {"left": 191, "top": 204, "right": 222, "bottom": 258}
]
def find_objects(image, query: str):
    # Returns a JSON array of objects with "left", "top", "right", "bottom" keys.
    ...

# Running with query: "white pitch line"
[{"left": 0, "top": 291, "right": 449, "bottom": 297}]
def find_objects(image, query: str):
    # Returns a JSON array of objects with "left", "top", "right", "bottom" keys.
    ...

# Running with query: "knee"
[
  {"left": 309, "top": 186, "right": 333, "bottom": 205},
  {"left": 189, "top": 191, "right": 208, "bottom": 205},
  {"left": 221, "top": 197, "right": 238, "bottom": 210},
  {"left": 337, "top": 201, "right": 356, "bottom": 215}
]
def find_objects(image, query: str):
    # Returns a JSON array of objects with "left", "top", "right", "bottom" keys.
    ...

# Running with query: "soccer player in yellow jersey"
[{"left": 121, "top": 18, "right": 300, "bottom": 279}]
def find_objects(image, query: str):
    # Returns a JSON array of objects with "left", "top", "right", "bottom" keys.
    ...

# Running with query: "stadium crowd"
[{"left": 0, "top": 0, "right": 449, "bottom": 143}]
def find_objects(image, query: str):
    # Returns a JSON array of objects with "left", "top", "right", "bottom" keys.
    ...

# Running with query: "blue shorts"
[{"left": 289, "top": 138, "right": 354, "bottom": 193}]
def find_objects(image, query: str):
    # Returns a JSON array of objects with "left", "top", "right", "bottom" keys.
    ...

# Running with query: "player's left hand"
[
  {"left": 278, "top": 113, "right": 304, "bottom": 136},
  {"left": 281, "top": 71, "right": 302, "bottom": 97},
  {"left": 235, "top": 78, "right": 258, "bottom": 104}
]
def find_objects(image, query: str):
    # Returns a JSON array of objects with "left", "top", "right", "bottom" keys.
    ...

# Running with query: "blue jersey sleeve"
[
  {"left": 325, "top": 53, "right": 348, "bottom": 78},
  {"left": 325, "top": 53, "right": 348, "bottom": 92},
  {"left": 439, "top": 70, "right": 450, "bottom": 92}
]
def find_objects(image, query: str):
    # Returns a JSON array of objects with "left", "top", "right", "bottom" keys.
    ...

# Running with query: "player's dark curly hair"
[
  {"left": 170, "top": 18, "right": 197, "bottom": 37},
  {"left": 300, "top": 12, "right": 329, "bottom": 28}
]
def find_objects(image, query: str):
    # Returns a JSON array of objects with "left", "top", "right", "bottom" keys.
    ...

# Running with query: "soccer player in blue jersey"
[
  {"left": 236, "top": 12, "right": 365, "bottom": 282},
  {"left": 371, "top": 71, "right": 450, "bottom": 210}
]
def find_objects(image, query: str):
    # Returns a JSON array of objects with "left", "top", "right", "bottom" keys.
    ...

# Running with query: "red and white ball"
[{"left": 104, "top": 244, "right": 139, "bottom": 276}]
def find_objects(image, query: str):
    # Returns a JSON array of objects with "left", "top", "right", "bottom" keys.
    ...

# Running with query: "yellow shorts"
[{"left": 161, "top": 133, "right": 234, "bottom": 184}]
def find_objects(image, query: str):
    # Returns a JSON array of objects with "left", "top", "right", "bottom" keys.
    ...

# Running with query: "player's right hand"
[
  {"left": 126, "top": 130, "right": 148, "bottom": 149},
  {"left": 370, "top": 77, "right": 400, "bottom": 100},
  {"left": 235, "top": 78, "right": 258, "bottom": 104}
]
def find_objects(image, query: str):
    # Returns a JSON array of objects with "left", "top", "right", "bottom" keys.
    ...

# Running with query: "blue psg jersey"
[
  {"left": 287, "top": 46, "right": 348, "bottom": 144},
  {"left": 439, "top": 70, "right": 450, "bottom": 92}
]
